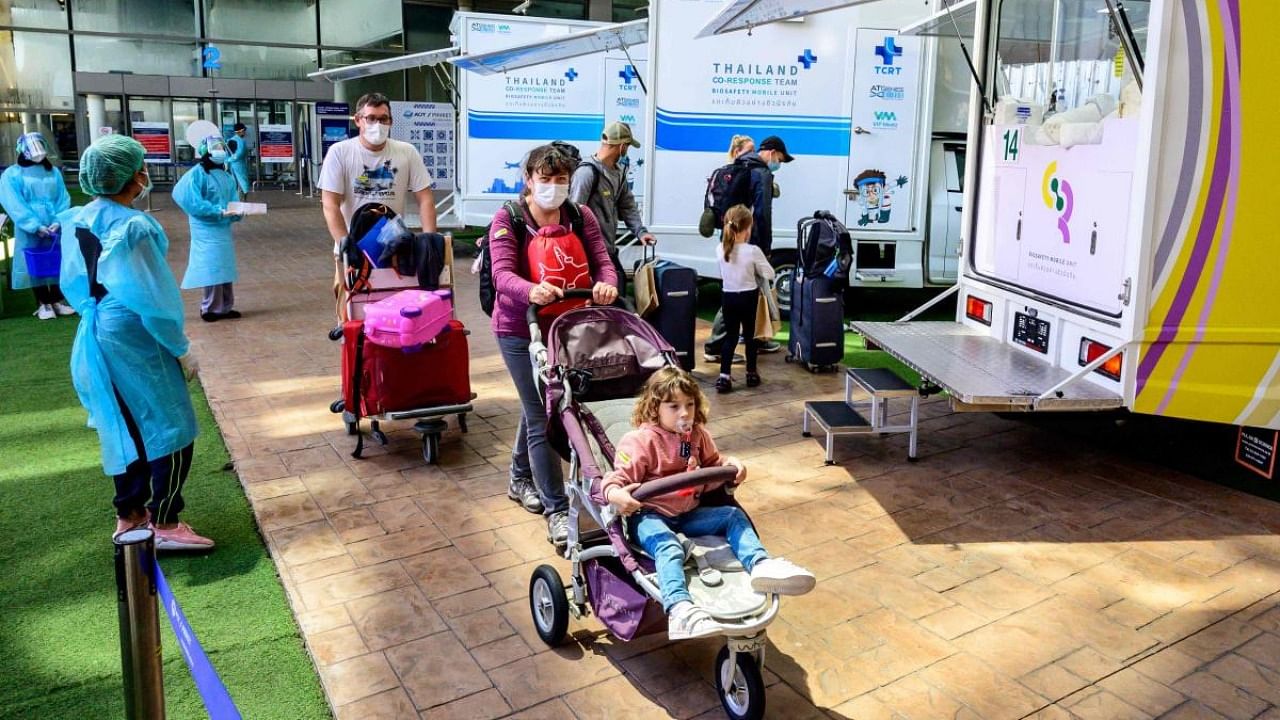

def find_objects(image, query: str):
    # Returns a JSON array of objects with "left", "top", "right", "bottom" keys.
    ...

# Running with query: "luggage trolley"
[{"left": 328, "top": 233, "right": 474, "bottom": 464}]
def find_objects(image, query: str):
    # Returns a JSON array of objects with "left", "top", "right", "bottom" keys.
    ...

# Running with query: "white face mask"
[
  {"left": 531, "top": 181, "right": 569, "bottom": 210},
  {"left": 362, "top": 122, "right": 389, "bottom": 145}
]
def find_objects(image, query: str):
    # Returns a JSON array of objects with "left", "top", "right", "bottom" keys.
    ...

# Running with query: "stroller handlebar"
[
  {"left": 630, "top": 466, "right": 739, "bottom": 502},
  {"left": 524, "top": 287, "right": 596, "bottom": 329}
]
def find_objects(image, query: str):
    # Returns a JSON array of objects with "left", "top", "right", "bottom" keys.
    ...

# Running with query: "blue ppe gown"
[
  {"left": 0, "top": 163, "right": 71, "bottom": 289},
  {"left": 173, "top": 163, "right": 241, "bottom": 289},
  {"left": 226, "top": 135, "right": 250, "bottom": 195},
  {"left": 59, "top": 198, "right": 198, "bottom": 476}
]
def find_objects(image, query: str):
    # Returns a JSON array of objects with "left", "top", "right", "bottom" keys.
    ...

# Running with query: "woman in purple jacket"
[{"left": 490, "top": 144, "right": 619, "bottom": 548}]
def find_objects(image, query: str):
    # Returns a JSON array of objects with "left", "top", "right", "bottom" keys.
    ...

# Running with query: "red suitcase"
[{"left": 342, "top": 319, "right": 472, "bottom": 417}]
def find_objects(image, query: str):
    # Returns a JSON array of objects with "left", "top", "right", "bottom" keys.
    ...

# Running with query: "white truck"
[
  {"left": 845, "top": 0, "right": 1280, "bottom": 472},
  {"left": 636, "top": 0, "right": 974, "bottom": 312}
]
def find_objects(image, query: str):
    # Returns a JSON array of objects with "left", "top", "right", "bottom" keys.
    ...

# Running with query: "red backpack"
[{"left": 518, "top": 202, "right": 594, "bottom": 323}]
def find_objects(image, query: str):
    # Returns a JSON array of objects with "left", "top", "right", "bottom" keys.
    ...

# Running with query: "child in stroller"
[{"left": 600, "top": 367, "right": 816, "bottom": 639}]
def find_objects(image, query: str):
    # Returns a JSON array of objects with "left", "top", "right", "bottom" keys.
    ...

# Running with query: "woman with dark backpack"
[{"left": 489, "top": 144, "right": 618, "bottom": 548}]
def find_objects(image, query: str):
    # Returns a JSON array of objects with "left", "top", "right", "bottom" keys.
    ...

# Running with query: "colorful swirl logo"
[{"left": 1041, "top": 161, "right": 1074, "bottom": 244}]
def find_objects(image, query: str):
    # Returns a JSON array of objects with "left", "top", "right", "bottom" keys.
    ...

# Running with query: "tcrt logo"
[
  {"left": 618, "top": 65, "right": 639, "bottom": 84},
  {"left": 1042, "top": 161, "right": 1074, "bottom": 244},
  {"left": 874, "top": 36, "right": 904, "bottom": 75},
  {"left": 797, "top": 49, "right": 817, "bottom": 69},
  {"left": 564, "top": 67, "right": 578, "bottom": 82}
]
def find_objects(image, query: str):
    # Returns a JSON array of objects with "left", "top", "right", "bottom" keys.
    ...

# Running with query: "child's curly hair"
[{"left": 632, "top": 367, "right": 710, "bottom": 428}]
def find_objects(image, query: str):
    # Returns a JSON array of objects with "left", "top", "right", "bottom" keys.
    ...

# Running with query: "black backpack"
[
  {"left": 796, "top": 211, "right": 854, "bottom": 280},
  {"left": 698, "top": 158, "right": 755, "bottom": 237},
  {"left": 340, "top": 203, "right": 397, "bottom": 292},
  {"left": 478, "top": 199, "right": 587, "bottom": 316}
]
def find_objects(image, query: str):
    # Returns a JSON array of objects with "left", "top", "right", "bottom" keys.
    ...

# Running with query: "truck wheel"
[{"left": 771, "top": 251, "right": 796, "bottom": 320}]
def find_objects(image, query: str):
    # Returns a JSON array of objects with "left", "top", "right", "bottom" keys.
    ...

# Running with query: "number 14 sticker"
[{"left": 1002, "top": 128, "right": 1021, "bottom": 162}]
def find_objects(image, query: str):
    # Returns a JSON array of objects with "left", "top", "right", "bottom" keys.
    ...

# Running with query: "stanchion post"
[{"left": 115, "top": 528, "right": 166, "bottom": 720}]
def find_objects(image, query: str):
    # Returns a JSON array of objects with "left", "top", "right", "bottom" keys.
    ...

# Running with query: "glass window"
[
  {"left": 70, "top": 0, "right": 197, "bottom": 36},
  {"left": 994, "top": 0, "right": 1149, "bottom": 112},
  {"left": 323, "top": 49, "right": 405, "bottom": 102},
  {"left": 204, "top": 0, "right": 316, "bottom": 46},
  {"left": 320, "top": 0, "right": 402, "bottom": 50},
  {"left": 0, "top": 0, "right": 69, "bottom": 30},
  {"left": 215, "top": 43, "right": 317, "bottom": 80},
  {"left": 74, "top": 35, "right": 198, "bottom": 75},
  {"left": 612, "top": 0, "right": 648, "bottom": 22},
  {"left": 472, "top": 0, "right": 587, "bottom": 20},
  {"left": 404, "top": 4, "right": 450, "bottom": 53},
  {"left": 0, "top": 30, "right": 74, "bottom": 110}
]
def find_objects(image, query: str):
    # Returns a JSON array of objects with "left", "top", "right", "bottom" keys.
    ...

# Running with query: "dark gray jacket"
[{"left": 568, "top": 155, "right": 647, "bottom": 250}]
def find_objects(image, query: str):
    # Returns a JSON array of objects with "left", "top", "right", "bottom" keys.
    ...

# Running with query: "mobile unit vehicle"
[
  {"left": 450, "top": 13, "right": 649, "bottom": 226},
  {"left": 852, "top": 0, "right": 1280, "bottom": 442},
  {"left": 638, "top": 0, "right": 974, "bottom": 311}
]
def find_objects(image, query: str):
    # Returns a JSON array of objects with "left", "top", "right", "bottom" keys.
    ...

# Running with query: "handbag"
[
  {"left": 632, "top": 243, "right": 660, "bottom": 318},
  {"left": 753, "top": 276, "right": 778, "bottom": 340}
]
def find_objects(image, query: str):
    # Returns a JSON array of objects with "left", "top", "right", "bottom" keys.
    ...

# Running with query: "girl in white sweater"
[{"left": 715, "top": 204, "right": 775, "bottom": 393}]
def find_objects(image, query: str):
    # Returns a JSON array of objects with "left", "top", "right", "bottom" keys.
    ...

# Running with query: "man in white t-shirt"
[{"left": 319, "top": 92, "right": 438, "bottom": 314}]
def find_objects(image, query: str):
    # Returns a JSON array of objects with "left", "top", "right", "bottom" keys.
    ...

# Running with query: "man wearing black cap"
[
  {"left": 226, "top": 122, "right": 251, "bottom": 198},
  {"left": 704, "top": 134, "right": 794, "bottom": 362}
]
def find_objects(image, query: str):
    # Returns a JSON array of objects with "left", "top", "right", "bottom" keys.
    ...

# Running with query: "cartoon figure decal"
[
  {"left": 535, "top": 244, "right": 591, "bottom": 290},
  {"left": 849, "top": 169, "right": 909, "bottom": 226}
]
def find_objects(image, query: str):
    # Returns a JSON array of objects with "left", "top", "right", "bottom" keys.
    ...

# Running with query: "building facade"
[{"left": 0, "top": 0, "right": 646, "bottom": 178}]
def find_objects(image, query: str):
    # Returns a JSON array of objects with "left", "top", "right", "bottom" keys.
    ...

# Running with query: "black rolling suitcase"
[
  {"left": 786, "top": 271, "right": 843, "bottom": 372},
  {"left": 648, "top": 256, "right": 698, "bottom": 370}
]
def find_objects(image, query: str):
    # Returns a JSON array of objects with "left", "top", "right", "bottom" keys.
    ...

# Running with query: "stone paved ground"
[{"left": 158, "top": 190, "right": 1280, "bottom": 719}]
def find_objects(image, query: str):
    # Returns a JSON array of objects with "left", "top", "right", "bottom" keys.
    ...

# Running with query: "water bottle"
[{"left": 823, "top": 257, "right": 840, "bottom": 278}]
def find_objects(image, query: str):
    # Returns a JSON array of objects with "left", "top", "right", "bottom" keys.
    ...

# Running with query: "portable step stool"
[{"left": 802, "top": 368, "right": 920, "bottom": 464}]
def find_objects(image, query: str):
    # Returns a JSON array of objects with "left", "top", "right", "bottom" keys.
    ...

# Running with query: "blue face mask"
[{"left": 767, "top": 160, "right": 781, "bottom": 172}]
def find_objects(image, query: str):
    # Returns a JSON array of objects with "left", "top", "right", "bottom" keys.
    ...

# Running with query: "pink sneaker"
[
  {"left": 153, "top": 522, "right": 216, "bottom": 552},
  {"left": 113, "top": 511, "right": 152, "bottom": 540}
]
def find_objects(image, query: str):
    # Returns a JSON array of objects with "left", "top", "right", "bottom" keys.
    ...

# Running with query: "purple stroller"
[{"left": 525, "top": 290, "right": 781, "bottom": 720}]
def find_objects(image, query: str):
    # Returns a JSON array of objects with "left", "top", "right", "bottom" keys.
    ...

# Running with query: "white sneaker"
[
  {"left": 52, "top": 301, "right": 76, "bottom": 316},
  {"left": 34, "top": 304, "right": 56, "bottom": 320},
  {"left": 668, "top": 601, "right": 720, "bottom": 640},
  {"left": 749, "top": 557, "right": 816, "bottom": 596}
]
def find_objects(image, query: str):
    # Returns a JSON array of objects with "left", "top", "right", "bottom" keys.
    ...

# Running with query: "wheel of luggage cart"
[
  {"left": 715, "top": 645, "right": 765, "bottom": 720},
  {"left": 529, "top": 564, "right": 570, "bottom": 646},
  {"left": 415, "top": 419, "right": 447, "bottom": 464}
]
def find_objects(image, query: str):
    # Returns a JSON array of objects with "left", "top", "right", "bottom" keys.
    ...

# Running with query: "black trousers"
[
  {"left": 720, "top": 289, "right": 760, "bottom": 376},
  {"left": 112, "top": 390, "right": 194, "bottom": 524},
  {"left": 32, "top": 284, "right": 64, "bottom": 305}
]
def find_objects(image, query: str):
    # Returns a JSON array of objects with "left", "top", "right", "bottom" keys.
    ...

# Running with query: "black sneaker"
[
  {"left": 715, "top": 376, "right": 733, "bottom": 394},
  {"left": 200, "top": 312, "right": 220, "bottom": 322},
  {"left": 746, "top": 372, "right": 762, "bottom": 388},
  {"left": 759, "top": 340, "right": 782, "bottom": 354},
  {"left": 546, "top": 511, "right": 570, "bottom": 547},
  {"left": 507, "top": 477, "right": 543, "bottom": 513},
  {"left": 218, "top": 310, "right": 243, "bottom": 320}
]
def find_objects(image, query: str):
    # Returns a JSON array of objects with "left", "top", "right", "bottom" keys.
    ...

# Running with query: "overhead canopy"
[
  {"left": 900, "top": 0, "right": 976, "bottom": 37},
  {"left": 695, "top": 0, "right": 884, "bottom": 38},
  {"left": 309, "top": 46, "right": 459, "bottom": 82},
  {"left": 450, "top": 19, "right": 647, "bottom": 75}
]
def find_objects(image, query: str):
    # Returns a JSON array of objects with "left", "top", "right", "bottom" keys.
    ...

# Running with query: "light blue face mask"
[
  {"left": 134, "top": 171, "right": 153, "bottom": 204},
  {"left": 768, "top": 160, "right": 781, "bottom": 172}
]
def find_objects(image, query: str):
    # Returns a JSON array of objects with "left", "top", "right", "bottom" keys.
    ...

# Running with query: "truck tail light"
[
  {"left": 1079, "top": 337, "right": 1123, "bottom": 381},
  {"left": 965, "top": 295, "right": 992, "bottom": 325}
]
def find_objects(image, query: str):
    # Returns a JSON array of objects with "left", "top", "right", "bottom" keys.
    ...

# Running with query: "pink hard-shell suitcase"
[{"left": 362, "top": 288, "right": 453, "bottom": 350}]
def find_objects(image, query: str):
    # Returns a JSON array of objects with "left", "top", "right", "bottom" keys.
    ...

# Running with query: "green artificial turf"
[{"left": 0, "top": 317, "right": 328, "bottom": 720}]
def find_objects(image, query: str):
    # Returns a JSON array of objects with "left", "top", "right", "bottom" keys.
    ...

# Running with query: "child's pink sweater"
[{"left": 599, "top": 422, "right": 724, "bottom": 518}]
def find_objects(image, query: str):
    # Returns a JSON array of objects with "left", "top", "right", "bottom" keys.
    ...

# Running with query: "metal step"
[{"left": 850, "top": 321, "right": 1124, "bottom": 411}]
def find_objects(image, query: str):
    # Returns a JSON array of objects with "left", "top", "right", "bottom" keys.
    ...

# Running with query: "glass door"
[
  {"left": 217, "top": 99, "right": 255, "bottom": 187},
  {"left": 172, "top": 98, "right": 214, "bottom": 166},
  {"left": 125, "top": 96, "right": 175, "bottom": 184},
  {"left": 256, "top": 100, "right": 294, "bottom": 187}
]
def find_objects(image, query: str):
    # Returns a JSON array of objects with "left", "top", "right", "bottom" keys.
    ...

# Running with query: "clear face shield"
[
  {"left": 201, "top": 135, "right": 229, "bottom": 163},
  {"left": 17, "top": 133, "right": 48, "bottom": 163}
]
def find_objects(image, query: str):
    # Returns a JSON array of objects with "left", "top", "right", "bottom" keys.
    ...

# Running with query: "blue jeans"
[
  {"left": 628, "top": 506, "right": 769, "bottom": 611},
  {"left": 497, "top": 335, "right": 566, "bottom": 514}
]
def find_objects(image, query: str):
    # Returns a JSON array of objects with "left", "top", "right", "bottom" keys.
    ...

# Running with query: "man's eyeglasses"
[{"left": 360, "top": 114, "right": 392, "bottom": 125}]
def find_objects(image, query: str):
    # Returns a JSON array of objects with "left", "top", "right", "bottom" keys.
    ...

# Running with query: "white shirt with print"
[{"left": 318, "top": 137, "right": 432, "bottom": 248}]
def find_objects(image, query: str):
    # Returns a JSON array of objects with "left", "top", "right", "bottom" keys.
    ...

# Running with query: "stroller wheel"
[
  {"left": 422, "top": 433, "right": 440, "bottom": 464},
  {"left": 529, "top": 565, "right": 570, "bottom": 646},
  {"left": 715, "top": 645, "right": 765, "bottom": 720}
]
